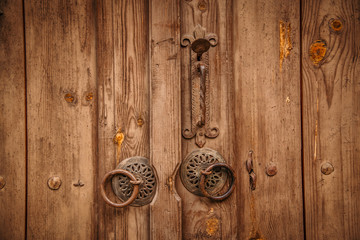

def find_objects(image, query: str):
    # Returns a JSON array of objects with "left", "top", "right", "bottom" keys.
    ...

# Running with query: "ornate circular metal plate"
[
  {"left": 180, "top": 148, "right": 228, "bottom": 197},
  {"left": 112, "top": 156, "right": 156, "bottom": 207}
]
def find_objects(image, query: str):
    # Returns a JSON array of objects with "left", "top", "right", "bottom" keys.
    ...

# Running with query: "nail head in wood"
[
  {"left": 321, "top": 162, "right": 334, "bottom": 175},
  {"left": 265, "top": 162, "right": 278, "bottom": 177},
  {"left": 47, "top": 176, "right": 62, "bottom": 190}
]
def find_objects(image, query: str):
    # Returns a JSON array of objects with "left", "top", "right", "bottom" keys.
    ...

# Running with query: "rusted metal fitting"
[
  {"left": 111, "top": 157, "right": 156, "bottom": 207},
  {"left": 101, "top": 169, "right": 140, "bottom": 208},
  {"left": 249, "top": 172, "right": 256, "bottom": 191},
  {"left": 246, "top": 151, "right": 253, "bottom": 173},
  {"left": 321, "top": 162, "right": 334, "bottom": 175},
  {"left": 265, "top": 162, "right": 277, "bottom": 177},
  {"left": 199, "top": 162, "right": 236, "bottom": 201},
  {"left": 73, "top": 180, "right": 84, "bottom": 187},
  {"left": 180, "top": 148, "right": 228, "bottom": 197},
  {"left": 246, "top": 151, "right": 256, "bottom": 191},
  {"left": 48, "top": 176, "right": 62, "bottom": 190},
  {"left": 0, "top": 176, "right": 6, "bottom": 189}
]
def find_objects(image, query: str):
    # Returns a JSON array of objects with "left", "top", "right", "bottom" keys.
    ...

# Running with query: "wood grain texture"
[
  {"left": 96, "top": 0, "right": 150, "bottom": 239},
  {"left": 302, "top": 0, "right": 360, "bottom": 239},
  {"left": 177, "top": 0, "right": 238, "bottom": 239},
  {"left": 233, "top": 0, "right": 304, "bottom": 239},
  {"left": 0, "top": 1, "right": 26, "bottom": 239},
  {"left": 25, "top": 1, "right": 97, "bottom": 239},
  {"left": 149, "top": 0, "right": 182, "bottom": 239},
  {"left": 96, "top": 0, "right": 117, "bottom": 238}
]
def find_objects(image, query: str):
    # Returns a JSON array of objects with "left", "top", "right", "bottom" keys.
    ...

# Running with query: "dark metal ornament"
[
  {"left": 181, "top": 25, "right": 219, "bottom": 148},
  {"left": 180, "top": 148, "right": 228, "bottom": 197},
  {"left": 111, "top": 156, "right": 156, "bottom": 207}
]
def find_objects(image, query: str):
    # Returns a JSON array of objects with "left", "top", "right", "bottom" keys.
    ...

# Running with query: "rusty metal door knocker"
[
  {"left": 101, "top": 156, "right": 157, "bottom": 208},
  {"left": 180, "top": 148, "right": 235, "bottom": 201},
  {"left": 199, "top": 162, "right": 236, "bottom": 201},
  {"left": 180, "top": 25, "right": 236, "bottom": 200}
]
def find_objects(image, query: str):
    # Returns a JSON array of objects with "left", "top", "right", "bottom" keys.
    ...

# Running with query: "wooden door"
[{"left": 0, "top": 0, "right": 359, "bottom": 239}]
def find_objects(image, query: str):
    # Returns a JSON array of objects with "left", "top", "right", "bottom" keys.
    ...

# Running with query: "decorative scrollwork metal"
[
  {"left": 112, "top": 156, "right": 156, "bottom": 207},
  {"left": 181, "top": 24, "right": 219, "bottom": 148},
  {"left": 180, "top": 148, "right": 228, "bottom": 197}
]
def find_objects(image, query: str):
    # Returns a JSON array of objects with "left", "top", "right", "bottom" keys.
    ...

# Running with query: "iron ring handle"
[
  {"left": 100, "top": 169, "right": 141, "bottom": 208},
  {"left": 199, "top": 162, "right": 236, "bottom": 201}
]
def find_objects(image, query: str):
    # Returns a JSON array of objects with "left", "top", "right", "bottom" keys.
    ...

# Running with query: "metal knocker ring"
[
  {"left": 101, "top": 169, "right": 141, "bottom": 208},
  {"left": 199, "top": 163, "right": 236, "bottom": 201}
]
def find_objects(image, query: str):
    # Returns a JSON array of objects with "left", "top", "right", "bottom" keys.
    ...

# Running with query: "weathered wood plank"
[
  {"left": 25, "top": 1, "right": 97, "bottom": 239},
  {"left": 233, "top": 0, "right": 304, "bottom": 239},
  {"left": 96, "top": 0, "right": 150, "bottom": 239},
  {"left": 96, "top": 0, "right": 117, "bottom": 238},
  {"left": 113, "top": 1, "right": 150, "bottom": 237},
  {"left": 149, "top": 0, "right": 182, "bottom": 239},
  {"left": 302, "top": 0, "right": 360, "bottom": 239},
  {"left": 0, "top": 1, "right": 26, "bottom": 239},
  {"left": 178, "top": 0, "right": 238, "bottom": 239}
]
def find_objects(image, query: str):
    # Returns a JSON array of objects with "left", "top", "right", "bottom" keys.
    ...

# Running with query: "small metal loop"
[
  {"left": 199, "top": 163, "right": 236, "bottom": 201},
  {"left": 100, "top": 169, "right": 139, "bottom": 208}
]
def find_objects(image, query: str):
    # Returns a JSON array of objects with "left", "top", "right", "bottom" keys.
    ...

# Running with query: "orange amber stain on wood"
[
  {"left": 206, "top": 217, "right": 219, "bottom": 236},
  {"left": 279, "top": 21, "right": 292, "bottom": 71},
  {"left": 64, "top": 93, "right": 75, "bottom": 103},
  {"left": 309, "top": 40, "right": 327, "bottom": 65},
  {"left": 85, "top": 92, "right": 93, "bottom": 101},
  {"left": 137, "top": 117, "right": 144, "bottom": 126},
  {"left": 330, "top": 19, "right": 343, "bottom": 32},
  {"left": 114, "top": 129, "right": 125, "bottom": 165},
  {"left": 198, "top": 0, "right": 207, "bottom": 12}
]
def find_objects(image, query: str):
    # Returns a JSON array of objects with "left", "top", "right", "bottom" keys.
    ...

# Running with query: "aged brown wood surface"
[
  {"left": 2, "top": 0, "right": 360, "bottom": 239},
  {"left": 25, "top": 1, "right": 97, "bottom": 239},
  {"left": 302, "top": 0, "right": 360, "bottom": 239},
  {"left": 96, "top": 0, "right": 150, "bottom": 239},
  {"left": 149, "top": 0, "right": 182, "bottom": 239},
  {"left": 0, "top": 0, "right": 26, "bottom": 239},
  {"left": 233, "top": 0, "right": 304, "bottom": 239},
  {"left": 178, "top": 0, "right": 238, "bottom": 239}
]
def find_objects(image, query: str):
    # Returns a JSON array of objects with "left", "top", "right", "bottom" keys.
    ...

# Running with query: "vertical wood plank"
[
  {"left": 178, "top": 0, "right": 238, "bottom": 238},
  {"left": 149, "top": 0, "right": 182, "bottom": 239},
  {"left": 302, "top": 0, "right": 360, "bottom": 239},
  {"left": 96, "top": 0, "right": 117, "bottom": 238},
  {"left": 233, "top": 0, "right": 304, "bottom": 239},
  {"left": 113, "top": 1, "right": 150, "bottom": 238},
  {"left": 25, "top": 1, "right": 97, "bottom": 239},
  {"left": 0, "top": 1, "right": 26, "bottom": 239},
  {"left": 97, "top": 0, "right": 150, "bottom": 239}
]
